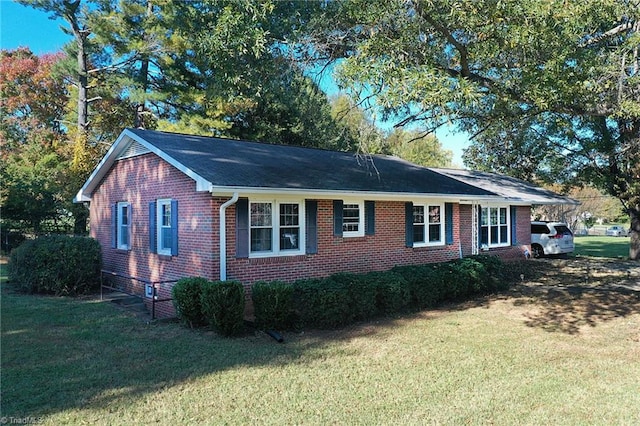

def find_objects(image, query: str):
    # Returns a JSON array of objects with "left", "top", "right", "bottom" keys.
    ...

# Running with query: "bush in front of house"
[
  {"left": 200, "top": 280, "right": 245, "bottom": 336},
  {"left": 327, "top": 272, "right": 378, "bottom": 321},
  {"left": 249, "top": 256, "right": 511, "bottom": 332},
  {"left": 292, "top": 278, "right": 351, "bottom": 329},
  {"left": 172, "top": 277, "right": 208, "bottom": 328},
  {"left": 366, "top": 271, "right": 411, "bottom": 314},
  {"left": 251, "top": 280, "right": 294, "bottom": 330},
  {"left": 9, "top": 235, "right": 101, "bottom": 296},
  {"left": 391, "top": 264, "right": 446, "bottom": 309},
  {"left": 469, "top": 254, "right": 509, "bottom": 292}
]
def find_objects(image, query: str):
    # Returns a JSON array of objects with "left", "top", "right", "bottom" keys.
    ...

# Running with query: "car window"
[
  {"left": 531, "top": 224, "right": 550, "bottom": 234},
  {"left": 554, "top": 225, "right": 573, "bottom": 236}
]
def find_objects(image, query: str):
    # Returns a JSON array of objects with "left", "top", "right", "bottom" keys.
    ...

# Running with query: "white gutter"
[{"left": 219, "top": 192, "right": 239, "bottom": 281}]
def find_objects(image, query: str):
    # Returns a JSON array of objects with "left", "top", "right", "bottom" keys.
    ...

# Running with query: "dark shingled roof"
[
  {"left": 127, "top": 128, "right": 493, "bottom": 197},
  {"left": 431, "top": 168, "right": 579, "bottom": 205}
]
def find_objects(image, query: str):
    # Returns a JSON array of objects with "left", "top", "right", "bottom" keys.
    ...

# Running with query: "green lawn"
[
  {"left": 2, "top": 259, "right": 640, "bottom": 425},
  {"left": 574, "top": 235, "right": 631, "bottom": 259}
]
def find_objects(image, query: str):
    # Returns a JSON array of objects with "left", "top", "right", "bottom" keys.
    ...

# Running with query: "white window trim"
[
  {"left": 117, "top": 201, "right": 131, "bottom": 250},
  {"left": 413, "top": 202, "right": 445, "bottom": 247},
  {"left": 156, "top": 198, "right": 173, "bottom": 256},
  {"left": 249, "top": 199, "right": 305, "bottom": 258},
  {"left": 342, "top": 200, "right": 365, "bottom": 238},
  {"left": 481, "top": 205, "right": 511, "bottom": 248}
]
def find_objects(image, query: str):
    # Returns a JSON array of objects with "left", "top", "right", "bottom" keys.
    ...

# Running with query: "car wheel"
[{"left": 532, "top": 244, "right": 544, "bottom": 258}]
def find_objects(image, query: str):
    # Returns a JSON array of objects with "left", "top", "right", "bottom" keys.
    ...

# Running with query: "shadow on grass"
[
  {"left": 3, "top": 257, "right": 640, "bottom": 419},
  {"left": 498, "top": 258, "right": 640, "bottom": 334},
  {"left": 0, "top": 281, "right": 401, "bottom": 419}
]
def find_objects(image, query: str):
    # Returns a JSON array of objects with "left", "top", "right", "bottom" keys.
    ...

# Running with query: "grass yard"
[
  {"left": 2, "top": 259, "right": 640, "bottom": 424},
  {"left": 574, "top": 235, "right": 631, "bottom": 259}
]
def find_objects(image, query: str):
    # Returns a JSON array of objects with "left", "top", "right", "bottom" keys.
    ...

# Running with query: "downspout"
[{"left": 219, "top": 192, "right": 239, "bottom": 281}]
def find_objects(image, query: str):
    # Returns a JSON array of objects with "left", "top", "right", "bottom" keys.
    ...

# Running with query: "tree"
[
  {"left": 301, "top": 0, "right": 640, "bottom": 259},
  {"left": 533, "top": 185, "right": 624, "bottom": 230},
  {"left": 0, "top": 49, "right": 69, "bottom": 233},
  {"left": 387, "top": 128, "right": 452, "bottom": 168}
]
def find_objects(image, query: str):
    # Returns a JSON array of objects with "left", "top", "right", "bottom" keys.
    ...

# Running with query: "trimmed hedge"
[
  {"left": 172, "top": 277, "right": 208, "bottom": 328},
  {"left": 391, "top": 264, "right": 446, "bottom": 309},
  {"left": 327, "top": 272, "right": 378, "bottom": 321},
  {"left": 8, "top": 235, "right": 101, "bottom": 296},
  {"left": 172, "top": 255, "right": 513, "bottom": 334},
  {"left": 293, "top": 278, "right": 351, "bottom": 329},
  {"left": 367, "top": 271, "right": 411, "bottom": 314},
  {"left": 251, "top": 280, "right": 294, "bottom": 330},
  {"left": 200, "top": 280, "right": 245, "bottom": 336}
]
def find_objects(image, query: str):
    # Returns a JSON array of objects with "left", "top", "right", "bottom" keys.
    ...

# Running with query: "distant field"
[{"left": 573, "top": 235, "right": 630, "bottom": 259}]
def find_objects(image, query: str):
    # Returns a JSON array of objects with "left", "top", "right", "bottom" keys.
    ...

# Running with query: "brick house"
[{"left": 75, "top": 128, "right": 573, "bottom": 318}]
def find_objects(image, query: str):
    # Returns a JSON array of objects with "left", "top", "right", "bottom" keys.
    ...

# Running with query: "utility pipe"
[{"left": 219, "top": 192, "right": 239, "bottom": 281}]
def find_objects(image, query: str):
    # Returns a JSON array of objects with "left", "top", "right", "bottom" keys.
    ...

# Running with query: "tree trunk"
[
  {"left": 134, "top": 0, "right": 153, "bottom": 128},
  {"left": 630, "top": 207, "right": 640, "bottom": 260}
]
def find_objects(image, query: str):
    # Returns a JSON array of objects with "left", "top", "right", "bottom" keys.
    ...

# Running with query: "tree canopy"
[{"left": 301, "top": 0, "right": 640, "bottom": 259}]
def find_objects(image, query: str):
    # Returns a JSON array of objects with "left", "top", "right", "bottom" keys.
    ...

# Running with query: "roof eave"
[
  {"left": 73, "top": 129, "right": 213, "bottom": 203},
  {"left": 210, "top": 185, "right": 501, "bottom": 202}
]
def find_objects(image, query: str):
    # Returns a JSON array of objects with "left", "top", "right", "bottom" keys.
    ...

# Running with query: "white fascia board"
[
  {"left": 122, "top": 130, "right": 213, "bottom": 193},
  {"left": 210, "top": 186, "right": 501, "bottom": 203},
  {"left": 73, "top": 129, "right": 213, "bottom": 203},
  {"left": 73, "top": 131, "right": 132, "bottom": 203}
]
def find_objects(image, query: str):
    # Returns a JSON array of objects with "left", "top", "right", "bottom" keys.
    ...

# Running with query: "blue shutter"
[
  {"left": 405, "top": 202, "right": 413, "bottom": 248},
  {"left": 149, "top": 201, "right": 157, "bottom": 254},
  {"left": 111, "top": 204, "right": 117, "bottom": 249},
  {"left": 127, "top": 203, "right": 133, "bottom": 250},
  {"left": 236, "top": 198, "right": 249, "bottom": 258},
  {"left": 510, "top": 205, "right": 517, "bottom": 246},
  {"left": 478, "top": 206, "right": 484, "bottom": 248},
  {"left": 445, "top": 203, "right": 453, "bottom": 245},
  {"left": 171, "top": 199, "right": 179, "bottom": 256},
  {"left": 333, "top": 200, "right": 343, "bottom": 237},
  {"left": 365, "top": 201, "right": 375, "bottom": 236},
  {"left": 305, "top": 200, "right": 318, "bottom": 254}
]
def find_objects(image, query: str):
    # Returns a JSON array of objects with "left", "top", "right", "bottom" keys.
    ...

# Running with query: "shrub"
[
  {"left": 326, "top": 272, "right": 378, "bottom": 321},
  {"left": 292, "top": 278, "right": 351, "bottom": 329},
  {"left": 200, "top": 280, "right": 245, "bottom": 336},
  {"left": 450, "top": 258, "right": 489, "bottom": 295},
  {"left": 172, "top": 277, "right": 208, "bottom": 328},
  {"left": 392, "top": 264, "right": 445, "bottom": 309},
  {"left": 9, "top": 235, "right": 101, "bottom": 296},
  {"left": 469, "top": 255, "right": 509, "bottom": 291},
  {"left": 252, "top": 280, "right": 294, "bottom": 330},
  {"left": 366, "top": 271, "right": 411, "bottom": 314}
]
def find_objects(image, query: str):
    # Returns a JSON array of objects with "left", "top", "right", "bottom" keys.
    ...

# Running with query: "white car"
[
  {"left": 531, "top": 221, "right": 575, "bottom": 258},
  {"left": 605, "top": 225, "right": 629, "bottom": 237}
]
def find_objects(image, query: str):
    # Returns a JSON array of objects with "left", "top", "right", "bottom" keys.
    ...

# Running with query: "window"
[
  {"left": 249, "top": 200, "right": 303, "bottom": 256},
  {"left": 250, "top": 202, "right": 273, "bottom": 252},
  {"left": 279, "top": 203, "right": 300, "bottom": 251},
  {"left": 117, "top": 202, "right": 131, "bottom": 250},
  {"left": 150, "top": 199, "right": 178, "bottom": 256},
  {"left": 481, "top": 206, "right": 509, "bottom": 247},
  {"left": 342, "top": 201, "right": 364, "bottom": 237},
  {"left": 412, "top": 204, "right": 443, "bottom": 246}
]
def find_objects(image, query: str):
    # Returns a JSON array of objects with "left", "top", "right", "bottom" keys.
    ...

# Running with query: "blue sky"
[{"left": 1, "top": 0, "right": 469, "bottom": 165}]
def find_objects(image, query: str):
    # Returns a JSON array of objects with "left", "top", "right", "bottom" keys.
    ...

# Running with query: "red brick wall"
[
  {"left": 226, "top": 200, "right": 463, "bottom": 284},
  {"left": 90, "top": 153, "right": 532, "bottom": 318},
  {"left": 90, "top": 153, "right": 218, "bottom": 318}
]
